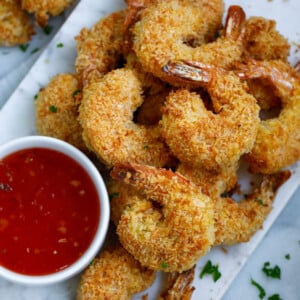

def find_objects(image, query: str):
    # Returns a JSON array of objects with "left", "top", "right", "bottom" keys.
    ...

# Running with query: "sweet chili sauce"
[{"left": 0, "top": 148, "right": 100, "bottom": 275}]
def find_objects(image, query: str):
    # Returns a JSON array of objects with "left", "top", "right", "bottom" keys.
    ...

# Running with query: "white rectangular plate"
[{"left": 0, "top": 0, "right": 300, "bottom": 299}]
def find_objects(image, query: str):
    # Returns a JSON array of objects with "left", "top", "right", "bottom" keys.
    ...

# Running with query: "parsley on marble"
[
  {"left": 19, "top": 44, "right": 29, "bottom": 52},
  {"left": 285, "top": 254, "right": 290, "bottom": 260},
  {"left": 31, "top": 48, "right": 40, "bottom": 54},
  {"left": 43, "top": 25, "right": 53, "bottom": 35},
  {"left": 57, "top": 42, "right": 64, "bottom": 48},
  {"left": 268, "top": 294, "right": 282, "bottom": 300},
  {"left": 262, "top": 262, "right": 281, "bottom": 279},
  {"left": 199, "top": 260, "right": 221, "bottom": 282},
  {"left": 251, "top": 278, "right": 266, "bottom": 299}
]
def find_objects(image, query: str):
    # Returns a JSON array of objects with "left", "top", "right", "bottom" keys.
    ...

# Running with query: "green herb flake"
[
  {"left": 268, "top": 294, "right": 282, "bottom": 300},
  {"left": 285, "top": 254, "right": 290, "bottom": 260},
  {"left": 72, "top": 89, "right": 81, "bottom": 97},
  {"left": 251, "top": 278, "right": 266, "bottom": 299},
  {"left": 255, "top": 198, "right": 264, "bottom": 205},
  {"left": 144, "top": 145, "right": 149, "bottom": 150},
  {"left": 199, "top": 260, "right": 222, "bottom": 282},
  {"left": 43, "top": 25, "right": 53, "bottom": 35},
  {"left": 57, "top": 42, "right": 64, "bottom": 48},
  {"left": 34, "top": 94, "right": 38, "bottom": 100},
  {"left": 49, "top": 105, "right": 57, "bottom": 113},
  {"left": 161, "top": 260, "right": 168, "bottom": 269},
  {"left": 262, "top": 262, "right": 281, "bottom": 279},
  {"left": 31, "top": 47, "right": 39, "bottom": 54},
  {"left": 109, "top": 192, "right": 119, "bottom": 201},
  {"left": 19, "top": 44, "right": 29, "bottom": 52}
]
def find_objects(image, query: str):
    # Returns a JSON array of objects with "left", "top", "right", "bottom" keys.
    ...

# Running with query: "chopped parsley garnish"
[
  {"left": 285, "top": 254, "right": 290, "bottom": 260},
  {"left": 43, "top": 25, "right": 53, "bottom": 35},
  {"left": 19, "top": 44, "right": 29, "bottom": 52},
  {"left": 109, "top": 192, "right": 119, "bottom": 201},
  {"left": 262, "top": 262, "right": 281, "bottom": 279},
  {"left": 49, "top": 105, "right": 57, "bottom": 113},
  {"left": 255, "top": 198, "right": 265, "bottom": 206},
  {"left": 34, "top": 94, "right": 38, "bottom": 100},
  {"left": 199, "top": 260, "right": 221, "bottom": 282},
  {"left": 72, "top": 89, "right": 81, "bottom": 97},
  {"left": 268, "top": 294, "right": 282, "bottom": 300},
  {"left": 161, "top": 260, "right": 168, "bottom": 269},
  {"left": 144, "top": 145, "right": 149, "bottom": 150},
  {"left": 57, "top": 42, "right": 64, "bottom": 48},
  {"left": 251, "top": 278, "right": 266, "bottom": 299},
  {"left": 31, "top": 48, "right": 39, "bottom": 54}
]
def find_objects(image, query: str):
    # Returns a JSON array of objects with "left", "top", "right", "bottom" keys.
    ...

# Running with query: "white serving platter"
[{"left": 0, "top": 0, "right": 300, "bottom": 299}]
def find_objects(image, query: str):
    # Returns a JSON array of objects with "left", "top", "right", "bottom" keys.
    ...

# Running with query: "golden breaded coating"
[
  {"left": 242, "top": 16, "right": 290, "bottom": 61},
  {"left": 111, "top": 163, "right": 215, "bottom": 273},
  {"left": 21, "top": 0, "right": 74, "bottom": 27},
  {"left": 77, "top": 244, "right": 155, "bottom": 300},
  {"left": 132, "top": 1, "right": 249, "bottom": 85},
  {"left": 214, "top": 170, "right": 291, "bottom": 245},
  {"left": 237, "top": 59, "right": 300, "bottom": 173},
  {"left": 79, "top": 68, "right": 172, "bottom": 169},
  {"left": 35, "top": 73, "right": 87, "bottom": 151},
  {"left": 0, "top": 0, "right": 34, "bottom": 46},
  {"left": 75, "top": 10, "right": 125, "bottom": 85},
  {"left": 162, "top": 62, "right": 260, "bottom": 171}
]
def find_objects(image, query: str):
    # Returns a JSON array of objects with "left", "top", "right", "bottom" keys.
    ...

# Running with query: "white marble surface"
[{"left": 0, "top": 0, "right": 300, "bottom": 299}]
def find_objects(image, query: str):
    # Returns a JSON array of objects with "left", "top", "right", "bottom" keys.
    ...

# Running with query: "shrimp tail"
[{"left": 224, "top": 5, "right": 246, "bottom": 41}]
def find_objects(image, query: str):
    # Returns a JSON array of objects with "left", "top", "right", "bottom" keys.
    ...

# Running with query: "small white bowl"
[{"left": 0, "top": 135, "right": 110, "bottom": 285}]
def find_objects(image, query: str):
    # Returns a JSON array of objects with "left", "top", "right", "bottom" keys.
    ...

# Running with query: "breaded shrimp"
[
  {"left": 21, "top": 0, "right": 74, "bottom": 27},
  {"left": 35, "top": 73, "right": 87, "bottom": 152},
  {"left": 77, "top": 243, "right": 155, "bottom": 300},
  {"left": 242, "top": 16, "right": 290, "bottom": 62},
  {"left": 132, "top": 1, "right": 247, "bottom": 85},
  {"left": 75, "top": 10, "right": 125, "bottom": 86},
  {"left": 111, "top": 162, "right": 215, "bottom": 273},
  {"left": 78, "top": 68, "right": 172, "bottom": 168},
  {"left": 214, "top": 170, "right": 291, "bottom": 245},
  {"left": 0, "top": 0, "right": 34, "bottom": 46},
  {"left": 162, "top": 61, "right": 260, "bottom": 171},
  {"left": 236, "top": 59, "right": 300, "bottom": 173},
  {"left": 111, "top": 163, "right": 290, "bottom": 258}
]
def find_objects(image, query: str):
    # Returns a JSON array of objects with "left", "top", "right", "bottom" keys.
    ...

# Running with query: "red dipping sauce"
[{"left": 0, "top": 148, "right": 100, "bottom": 275}]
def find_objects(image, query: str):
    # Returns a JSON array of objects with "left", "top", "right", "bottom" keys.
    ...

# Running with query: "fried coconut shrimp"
[
  {"left": 77, "top": 243, "right": 155, "bottom": 300},
  {"left": 110, "top": 163, "right": 215, "bottom": 273},
  {"left": 236, "top": 59, "right": 300, "bottom": 174},
  {"left": 0, "top": 0, "right": 34, "bottom": 46},
  {"left": 132, "top": 1, "right": 247, "bottom": 85},
  {"left": 111, "top": 163, "right": 290, "bottom": 259},
  {"left": 35, "top": 73, "right": 87, "bottom": 152},
  {"left": 242, "top": 16, "right": 290, "bottom": 62},
  {"left": 21, "top": 0, "right": 75, "bottom": 27},
  {"left": 75, "top": 10, "right": 125, "bottom": 86},
  {"left": 213, "top": 170, "right": 290, "bottom": 245},
  {"left": 162, "top": 61, "right": 260, "bottom": 171},
  {"left": 79, "top": 68, "right": 172, "bottom": 168}
]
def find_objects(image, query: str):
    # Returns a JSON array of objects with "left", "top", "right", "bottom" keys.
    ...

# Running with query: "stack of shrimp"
[
  {"left": 0, "top": 0, "right": 76, "bottom": 46},
  {"left": 34, "top": 0, "right": 300, "bottom": 298}
]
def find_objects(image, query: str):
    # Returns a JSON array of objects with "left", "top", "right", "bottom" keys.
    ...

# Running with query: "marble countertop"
[{"left": 0, "top": 0, "right": 300, "bottom": 299}]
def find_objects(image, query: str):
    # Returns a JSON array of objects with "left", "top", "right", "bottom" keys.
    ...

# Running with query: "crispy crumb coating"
[
  {"left": 35, "top": 73, "right": 87, "bottom": 151},
  {"left": 161, "top": 67, "right": 260, "bottom": 171},
  {"left": 21, "top": 0, "right": 74, "bottom": 27},
  {"left": 77, "top": 244, "right": 155, "bottom": 300},
  {"left": 79, "top": 68, "right": 172, "bottom": 168},
  {"left": 111, "top": 163, "right": 215, "bottom": 273},
  {"left": 214, "top": 170, "right": 291, "bottom": 245},
  {"left": 237, "top": 59, "right": 300, "bottom": 173},
  {"left": 132, "top": 0, "right": 249, "bottom": 84},
  {"left": 75, "top": 10, "right": 125, "bottom": 86},
  {"left": 0, "top": 0, "right": 34, "bottom": 46}
]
